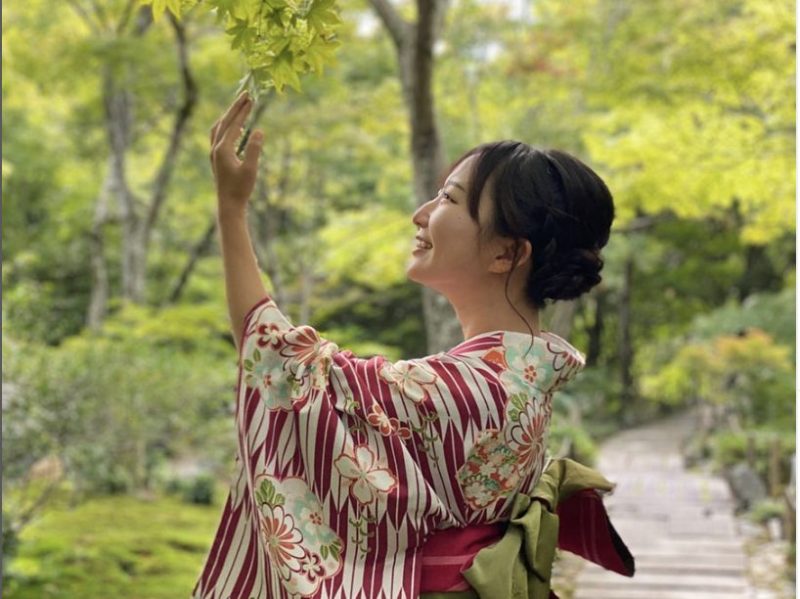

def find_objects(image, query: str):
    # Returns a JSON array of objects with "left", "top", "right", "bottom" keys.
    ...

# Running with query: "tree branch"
[
  {"left": 367, "top": 0, "right": 410, "bottom": 50},
  {"left": 66, "top": 0, "right": 102, "bottom": 35},
  {"left": 615, "top": 213, "right": 673, "bottom": 233},
  {"left": 166, "top": 217, "right": 218, "bottom": 304},
  {"left": 115, "top": 0, "right": 138, "bottom": 34},
  {"left": 143, "top": 13, "right": 198, "bottom": 239}
]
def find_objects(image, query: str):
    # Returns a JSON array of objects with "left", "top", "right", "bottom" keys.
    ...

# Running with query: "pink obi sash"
[
  {"left": 419, "top": 487, "right": 634, "bottom": 596},
  {"left": 420, "top": 522, "right": 506, "bottom": 592}
]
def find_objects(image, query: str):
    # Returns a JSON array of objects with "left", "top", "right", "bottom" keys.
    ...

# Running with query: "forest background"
[{"left": 2, "top": 0, "right": 795, "bottom": 596}]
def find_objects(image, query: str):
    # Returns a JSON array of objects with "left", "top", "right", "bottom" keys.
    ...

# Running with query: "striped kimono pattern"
[{"left": 193, "top": 296, "right": 586, "bottom": 599}]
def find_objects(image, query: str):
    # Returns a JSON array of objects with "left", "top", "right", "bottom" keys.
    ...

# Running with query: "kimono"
[{"left": 192, "top": 295, "right": 588, "bottom": 599}]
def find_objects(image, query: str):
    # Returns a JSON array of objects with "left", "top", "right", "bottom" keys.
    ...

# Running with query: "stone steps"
[
  {"left": 578, "top": 570, "right": 748, "bottom": 591},
  {"left": 574, "top": 589, "right": 749, "bottom": 599},
  {"left": 571, "top": 408, "right": 760, "bottom": 599}
]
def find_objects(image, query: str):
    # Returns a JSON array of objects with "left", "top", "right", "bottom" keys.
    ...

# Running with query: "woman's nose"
[{"left": 412, "top": 198, "right": 435, "bottom": 227}]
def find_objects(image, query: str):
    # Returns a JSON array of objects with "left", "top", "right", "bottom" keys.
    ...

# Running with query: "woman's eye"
[{"left": 438, "top": 189, "right": 454, "bottom": 203}]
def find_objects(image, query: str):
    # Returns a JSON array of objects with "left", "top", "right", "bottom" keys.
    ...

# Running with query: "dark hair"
[{"left": 441, "top": 140, "right": 614, "bottom": 339}]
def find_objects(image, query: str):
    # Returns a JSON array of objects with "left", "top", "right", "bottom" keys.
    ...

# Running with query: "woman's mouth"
[{"left": 413, "top": 239, "right": 433, "bottom": 253}]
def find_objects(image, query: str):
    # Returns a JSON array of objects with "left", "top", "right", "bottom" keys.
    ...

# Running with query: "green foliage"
[
  {"left": 3, "top": 1, "right": 796, "bottom": 594},
  {"left": 641, "top": 328, "right": 794, "bottom": 429},
  {"left": 100, "top": 301, "right": 234, "bottom": 359},
  {"left": 2, "top": 331, "right": 237, "bottom": 501},
  {"left": 140, "top": 0, "right": 342, "bottom": 93},
  {"left": 183, "top": 474, "right": 216, "bottom": 505},
  {"left": 691, "top": 286, "right": 796, "bottom": 356},
  {"left": 317, "top": 207, "right": 415, "bottom": 289},
  {"left": 710, "top": 429, "right": 795, "bottom": 485},
  {"left": 747, "top": 498, "right": 786, "bottom": 525},
  {"left": 3, "top": 492, "right": 224, "bottom": 598},
  {"left": 548, "top": 420, "right": 599, "bottom": 467}
]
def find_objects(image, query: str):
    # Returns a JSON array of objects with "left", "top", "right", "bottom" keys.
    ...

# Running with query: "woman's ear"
[{"left": 489, "top": 239, "right": 532, "bottom": 274}]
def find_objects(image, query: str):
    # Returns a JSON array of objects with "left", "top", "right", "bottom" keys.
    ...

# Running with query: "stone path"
[{"left": 570, "top": 408, "right": 773, "bottom": 599}]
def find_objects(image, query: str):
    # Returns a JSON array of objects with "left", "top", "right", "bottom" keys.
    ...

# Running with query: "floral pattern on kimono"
[{"left": 193, "top": 298, "right": 586, "bottom": 599}]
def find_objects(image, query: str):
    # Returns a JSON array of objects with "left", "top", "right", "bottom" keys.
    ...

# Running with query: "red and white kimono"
[{"left": 193, "top": 296, "right": 586, "bottom": 599}]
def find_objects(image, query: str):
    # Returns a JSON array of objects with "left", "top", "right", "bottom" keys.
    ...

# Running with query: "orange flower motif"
[
  {"left": 483, "top": 347, "right": 509, "bottom": 370},
  {"left": 259, "top": 505, "right": 305, "bottom": 573},
  {"left": 366, "top": 404, "right": 412, "bottom": 440}
]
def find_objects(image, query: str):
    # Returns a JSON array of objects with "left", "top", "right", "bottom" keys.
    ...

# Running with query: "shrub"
[
  {"left": 182, "top": 475, "right": 215, "bottom": 505},
  {"left": 748, "top": 498, "right": 785, "bottom": 525},
  {"left": 711, "top": 430, "right": 795, "bottom": 485},
  {"left": 548, "top": 421, "right": 599, "bottom": 466}
]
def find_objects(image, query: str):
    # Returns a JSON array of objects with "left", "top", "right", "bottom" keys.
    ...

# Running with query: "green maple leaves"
[{"left": 140, "top": 0, "right": 342, "bottom": 93}]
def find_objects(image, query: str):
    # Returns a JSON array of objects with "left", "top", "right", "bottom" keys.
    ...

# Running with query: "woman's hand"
[{"left": 209, "top": 91, "right": 264, "bottom": 218}]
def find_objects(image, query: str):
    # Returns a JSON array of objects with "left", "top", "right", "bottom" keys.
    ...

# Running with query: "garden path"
[{"left": 569, "top": 407, "right": 782, "bottom": 599}]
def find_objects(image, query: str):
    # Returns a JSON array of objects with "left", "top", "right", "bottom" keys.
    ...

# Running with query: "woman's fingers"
[
  {"left": 219, "top": 99, "right": 252, "bottom": 152},
  {"left": 214, "top": 94, "right": 251, "bottom": 149},
  {"left": 241, "top": 129, "right": 264, "bottom": 173},
  {"left": 213, "top": 91, "right": 248, "bottom": 141},
  {"left": 210, "top": 122, "right": 218, "bottom": 147}
]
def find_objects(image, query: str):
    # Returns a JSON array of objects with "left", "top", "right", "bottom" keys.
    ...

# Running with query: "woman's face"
[{"left": 406, "top": 155, "right": 499, "bottom": 294}]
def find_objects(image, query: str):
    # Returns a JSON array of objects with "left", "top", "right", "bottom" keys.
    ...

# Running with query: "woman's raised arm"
[{"left": 209, "top": 91, "right": 269, "bottom": 351}]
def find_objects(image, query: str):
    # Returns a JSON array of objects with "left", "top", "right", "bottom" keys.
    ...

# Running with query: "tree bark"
[
  {"left": 86, "top": 157, "right": 116, "bottom": 330},
  {"left": 738, "top": 243, "right": 783, "bottom": 301},
  {"left": 91, "top": 5, "right": 197, "bottom": 312},
  {"left": 130, "top": 12, "right": 197, "bottom": 302},
  {"left": 102, "top": 63, "right": 140, "bottom": 304},
  {"left": 369, "top": 0, "right": 459, "bottom": 354},
  {"left": 546, "top": 299, "right": 578, "bottom": 340},
  {"left": 585, "top": 288, "right": 606, "bottom": 367},
  {"left": 618, "top": 255, "right": 635, "bottom": 423}
]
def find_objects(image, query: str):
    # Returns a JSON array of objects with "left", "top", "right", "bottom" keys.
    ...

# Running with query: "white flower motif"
[
  {"left": 501, "top": 342, "right": 545, "bottom": 393},
  {"left": 378, "top": 360, "right": 438, "bottom": 403},
  {"left": 288, "top": 488, "right": 338, "bottom": 547},
  {"left": 334, "top": 445, "right": 398, "bottom": 505},
  {"left": 248, "top": 361, "right": 296, "bottom": 411}
]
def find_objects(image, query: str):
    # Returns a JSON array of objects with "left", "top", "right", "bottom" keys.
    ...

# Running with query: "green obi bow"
[{"left": 461, "top": 457, "right": 617, "bottom": 599}]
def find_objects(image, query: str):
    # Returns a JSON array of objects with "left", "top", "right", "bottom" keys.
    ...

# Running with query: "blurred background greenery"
[{"left": 2, "top": 0, "right": 795, "bottom": 596}]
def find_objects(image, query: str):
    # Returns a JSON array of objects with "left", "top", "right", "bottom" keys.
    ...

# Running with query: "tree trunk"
[
  {"left": 546, "top": 299, "right": 578, "bottom": 340},
  {"left": 738, "top": 243, "right": 783, "bottom": 301},
  {"left": 618, "top": 255, "right": 635, "bottom": 423},
  {"left": 369, "top": 0, "right": 459, "bottom": 354},
  {"left": 102, "top": 65, "right": 140, "bottom": 304},
  {"left": 97, "top": 7, "right": 196, "bottom": 308},
  {"left": 86, "top": 157, "right": 115, "bottom": 330},
  {"left": 585, "top": 288, "right": 605, "bottom": 367},
  {"left": 133, "top": 13, "right": 198, "bottom": 302}
]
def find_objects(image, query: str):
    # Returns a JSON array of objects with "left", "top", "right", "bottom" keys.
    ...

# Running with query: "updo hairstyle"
[{"left": 443, "top": 140, "right": 615, "bottom": 314}]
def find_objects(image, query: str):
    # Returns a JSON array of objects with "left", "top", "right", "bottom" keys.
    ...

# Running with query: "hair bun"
[{"left": 531, "top": 246, "right": 604, "bottom": 305}]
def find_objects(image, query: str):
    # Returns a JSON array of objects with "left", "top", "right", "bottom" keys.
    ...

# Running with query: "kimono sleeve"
[{"left": 238, "top": 296, "right": 508, "bottom": 529}]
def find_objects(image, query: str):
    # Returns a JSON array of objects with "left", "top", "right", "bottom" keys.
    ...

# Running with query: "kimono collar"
[{"left": 447, "top": 330, "right": 587, "bottom": 394}]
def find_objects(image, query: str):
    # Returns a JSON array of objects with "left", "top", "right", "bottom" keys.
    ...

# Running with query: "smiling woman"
[
  {"left": 407, "top": 140, "right": 614, "bottom": 351},
  {"left": 199, "top": 99, "right": 632, "bottom": 599}
]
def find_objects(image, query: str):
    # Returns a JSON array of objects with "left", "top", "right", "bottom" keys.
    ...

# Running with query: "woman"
[{"left": 194, "top": 92, "right": 633, "bottom": 599}]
